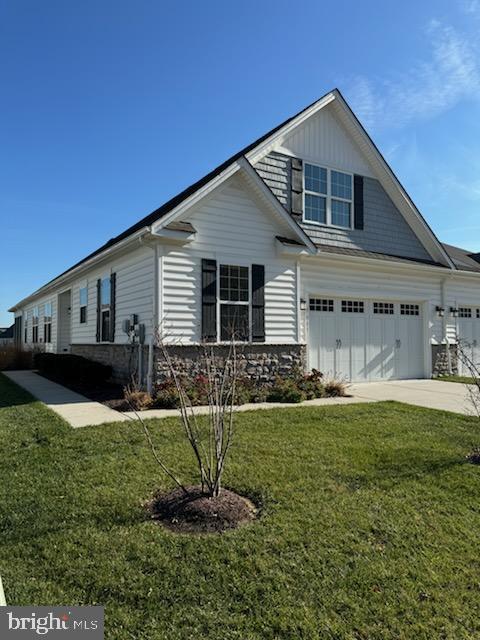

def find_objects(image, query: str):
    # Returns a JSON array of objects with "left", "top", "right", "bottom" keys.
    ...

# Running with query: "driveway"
[{"left": 350, "top": 379, "right": 474, "bottom": 416}]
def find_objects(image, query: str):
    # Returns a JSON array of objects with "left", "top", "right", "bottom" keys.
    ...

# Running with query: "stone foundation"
[
  {"left": 71, "top": 343, "right": 307, "bottom": 385},
  {"left": 155, "top": 344, "right": 307, "bottom": 383},
  {"left": 432, "top": 344, "right": 458, "bottom": 377}
]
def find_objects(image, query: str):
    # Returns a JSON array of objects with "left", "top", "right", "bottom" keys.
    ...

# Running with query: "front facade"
[{"left": 10, "top": 90, "right": 480, "bottom": 383}]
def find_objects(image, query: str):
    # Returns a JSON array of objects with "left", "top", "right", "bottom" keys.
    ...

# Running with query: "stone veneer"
[
  {"left": 431, "top": 344, "right": 458, "bottom": 377},
  {"left": 71, "top": 343, "right": 307, "bottom": 385}
]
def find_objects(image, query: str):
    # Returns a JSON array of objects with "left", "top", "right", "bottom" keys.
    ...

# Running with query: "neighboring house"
[
  {"left": 9, "top": 89, "right": 480, "bottom": 382},
  {"left": 0, "top": 325, "right": 14, "bottom": 346}
]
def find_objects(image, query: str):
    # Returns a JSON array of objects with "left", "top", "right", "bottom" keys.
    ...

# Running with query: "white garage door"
[
  {"left": 457, "top": 307, "right": 480, "bottom": 376},
  {"left": 308, "top": 297, "right": 424, "bottom": 382}
]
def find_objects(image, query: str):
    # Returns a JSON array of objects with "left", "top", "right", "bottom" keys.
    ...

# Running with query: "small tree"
[
  {"left": 455, "top": 337, "right": 480, "bottom": 462},
  {"left": 129, "top": 333, "right": 240, "bottom": 498}
]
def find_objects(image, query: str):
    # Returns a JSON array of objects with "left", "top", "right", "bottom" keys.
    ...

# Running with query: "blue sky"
[{"left": 1, "top": 0, "right": 480, "bottom": 325}]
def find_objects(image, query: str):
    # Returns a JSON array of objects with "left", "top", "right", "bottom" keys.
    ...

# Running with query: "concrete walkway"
[
  {"left": 350, "top": 379, "right": 473, "bottom": 415},
  {"left": 3, "top": 370, "right": 129, "bottom": 428}
]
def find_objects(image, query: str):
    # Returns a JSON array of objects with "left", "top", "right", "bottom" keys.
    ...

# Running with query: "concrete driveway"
[{"left": 350, "top": 379, "right": 475, "bottom": 415}]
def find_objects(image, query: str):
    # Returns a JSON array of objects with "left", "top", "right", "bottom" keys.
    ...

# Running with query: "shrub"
[
  {"left": 153, "top": 378, "right": 181, "bottom": 409},
  {"left": 34, "top": 353, "right": 112, "bottom": 384},
  {"left": 124, "top": 385, "right": 153, "bottom": 411},
  {"left": 0, "top": 346, "right": 34, "bottom": 371},
  {"left": 297, "top": 368, "right": 326, "bottom": 400},
  {"left": 266, "top": 377, "right": 307, "bottom": 403},
  {"left": 324, "top": 379, "right": 348, "bottom": 397}
]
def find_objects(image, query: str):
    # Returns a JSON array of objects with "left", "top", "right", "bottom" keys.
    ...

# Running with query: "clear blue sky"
[{"left": 1, "top": 0, "right": 480, "bottom": 325}]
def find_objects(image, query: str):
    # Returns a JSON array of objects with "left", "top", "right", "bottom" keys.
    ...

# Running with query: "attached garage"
[
  {"left": 308, "top": 297, "right": 425, "bottom": 381},
  {"left": 456, "top": 307, "right": 480, "bottom": 376}
]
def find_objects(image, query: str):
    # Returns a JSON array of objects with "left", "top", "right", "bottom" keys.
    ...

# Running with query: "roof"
[
  {"left": 316, "top": 244, "right": 447, "bottom": 268},
  {"left": 0, "top": 325, "right": 14, "bottom": 339},
  {"left": 442, "top": 243, "right": 480, "bottom": 273},
  {"left": 46, "top": 91, "right": 333, "bottom": 286}
]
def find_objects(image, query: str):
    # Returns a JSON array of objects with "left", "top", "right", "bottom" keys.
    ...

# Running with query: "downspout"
[{"left": 140, "top": 233, "right": 160, "bottom": 393}]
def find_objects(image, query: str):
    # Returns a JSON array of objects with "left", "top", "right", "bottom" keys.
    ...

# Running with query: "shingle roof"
[
  {"left": 317, "top": 244, "right": 447, "bottom": 268},
  {"left": 0, "top": 325, "right": 14, "bottom": 339},
  {"left": 442, "top": 243, "right": 480, "bottom": 273}
]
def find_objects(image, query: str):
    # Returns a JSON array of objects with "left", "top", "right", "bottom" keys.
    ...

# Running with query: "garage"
[
  {"left": 308, "top": 297, "right": 425, "bottom": 382},
  {"left": 457, "top": 307, "right": 480, "bottom": 376}
]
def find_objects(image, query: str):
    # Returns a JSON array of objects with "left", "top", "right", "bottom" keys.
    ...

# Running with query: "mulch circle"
[
  {"left": 466, "top": 450, "right": 480, "bottom": 465},
  {"left": 147, "top": 485, "right": 258, "bottom": 534}
]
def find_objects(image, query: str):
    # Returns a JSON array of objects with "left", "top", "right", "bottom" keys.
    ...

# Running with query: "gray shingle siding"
[
  {"left": 254, "top": 152, "right": 290, "bottom": 209},
  {"left": 254, "top": 152, "right": 432, "bottom": 261}
]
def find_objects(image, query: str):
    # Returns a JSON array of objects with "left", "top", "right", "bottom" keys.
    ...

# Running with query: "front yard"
[{"left": 1, "top": 373, "right": 480, "bottom": 639}]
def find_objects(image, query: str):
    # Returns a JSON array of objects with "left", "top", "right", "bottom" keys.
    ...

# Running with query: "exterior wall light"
[
  {"left": 435, "top": 306, "right": 445, "bottom": 317},
  {"left": 450, "top": 307, "right": 459, "bottom": 318},
  {"left": 300, "top": 298, "right": 307, "bottom": 311}
]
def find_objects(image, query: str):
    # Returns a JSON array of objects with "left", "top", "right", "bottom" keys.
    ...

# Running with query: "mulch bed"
[{"left": 147, "top": 485, "right": 258, "bottom": 534}]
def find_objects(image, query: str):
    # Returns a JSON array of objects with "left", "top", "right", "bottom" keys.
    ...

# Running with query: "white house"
[{"left": 9, "top": 89, "right": 480, "bottom": 382}]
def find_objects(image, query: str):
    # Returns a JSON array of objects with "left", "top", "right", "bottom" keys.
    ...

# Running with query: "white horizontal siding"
[
  {"left": 70, "top": 245, "right": 155, "bottom": 345},
  {"left": 20, "top": 295, "right": 57, "bottom": 352},
  {"left": 445, "top": 275, "right": 480, "bottom": 344},
  {"left": 162, "top": 175, "right": 298, "bottom": 344}
]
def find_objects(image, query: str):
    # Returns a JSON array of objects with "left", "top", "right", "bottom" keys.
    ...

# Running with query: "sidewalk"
[{"left": 3, "top": 370, "right": 129, "bottom": 428}]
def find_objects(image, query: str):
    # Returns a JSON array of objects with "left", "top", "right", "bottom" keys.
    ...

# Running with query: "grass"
[
  {"left": 1, "top": 373, "right": 480, "bottom": 639},
  {"left": 434, "top": 375, "right": 476, "bottom": 385}
]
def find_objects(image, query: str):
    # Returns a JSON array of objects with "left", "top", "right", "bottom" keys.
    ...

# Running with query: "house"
[
  {"left": 9, "top": 89, "right": 480, "bottom": 383},
  {"left": 0, "top": 325, "right": 14, "bottom": 346}
]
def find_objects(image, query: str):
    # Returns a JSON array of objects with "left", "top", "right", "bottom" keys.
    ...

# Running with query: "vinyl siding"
[
  {"left": 21, "top": 296, "right": 57, "bottom": 352},
  {"left": 444, "top": 275, "right": 480, "bottom": 344},
  {"left": 162, "top": 175, "right": 298, "bottom": 344}
]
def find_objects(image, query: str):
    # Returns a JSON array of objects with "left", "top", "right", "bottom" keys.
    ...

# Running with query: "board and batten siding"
[
  {"left": 70, "top": 245, "right": 155, "bottom": 345},
  {"left": 161, "top": 174, "right": 299, "bottom": 344}
]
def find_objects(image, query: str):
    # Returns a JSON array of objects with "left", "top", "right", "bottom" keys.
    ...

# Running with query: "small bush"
[
  {"left": 297, "top": 368, "right": 326, "bottom": 400},
  {"left": 324, "top": 379, "right": 348, "bottom": 397},
  {"left": 34, "top": 353, "right": 112, "bottom": 384},
  {"left": 153, "top": 378, "right": 181, "bottom": 409},
  {"left": 266, "top": 377, "right": 307, "bottom": 403},
  {"left": 0, "top": 346, "right": 34, "bottom": 371},
  {"left": 124, "top": 385, "right": 153, "bottom": 411}
]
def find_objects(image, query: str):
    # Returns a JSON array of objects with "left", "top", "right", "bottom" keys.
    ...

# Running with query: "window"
[
  {"left": 400, "top": 304, "right": 420, "bottom": 316},
  {"left": 477, "top": 309, "right": 480, "bottom": 319},
  {"left": 80, "top": 287, "right": 88, "bottom": 323},
  {"left": 44, "top": 302, "right": 52, "bottom": 343},
  {"left": 341, "top": 300, "right": 364, "bottom": 313},
  {"left": 24, "top": 317, "right": 28, "bottom": 343},
  {"left": 309, "top": 298, "right": 334, "bottom": 312},
  {"left": 32, "top": 307, "right": 39, "bottom": 343},
  {"left": 100, "top": 278, "right": 111, "bottom": 341},
  {"left": 373, "top": 302, "right": 394, "bottom": 315},
  {"left": 304, "top": 163, "right": 353, "bottom": 228},
  {"left": 219, "top": 264, "right": 249, "bottom": 341},
  {"left": 459, "top": 307, "right": 472, "bottom": 318}
]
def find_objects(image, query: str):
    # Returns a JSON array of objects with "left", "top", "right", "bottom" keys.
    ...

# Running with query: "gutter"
[{"left": 9, "top": 227, "right": 152, "bottom": 312}]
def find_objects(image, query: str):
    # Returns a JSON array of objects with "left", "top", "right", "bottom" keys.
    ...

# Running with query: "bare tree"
[
  {"left": 127, "top": 327, "right": 241, "bottom": 498},
  {"left": 456, "top": 337, "right": 480, "bottom": 418}
]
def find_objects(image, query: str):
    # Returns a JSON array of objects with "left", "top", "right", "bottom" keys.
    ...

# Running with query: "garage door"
[
  {"left": 308, "top": 297, "right": 424, "bottom": 382},
  {"left": 457, "top": 307, "right": 480, "bottom": 376}
]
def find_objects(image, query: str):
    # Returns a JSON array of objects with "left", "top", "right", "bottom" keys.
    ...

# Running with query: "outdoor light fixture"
[
  {"left": 436, "top": 306, "right": 445, "bottom": 317},
  {"left": 300, "top": 298, "right": 307, "bottom": 311},
  {"left": 450, "top": 307, "right": 459, "bottom": 318}
]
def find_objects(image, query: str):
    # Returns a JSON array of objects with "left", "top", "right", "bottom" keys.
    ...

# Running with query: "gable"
[{"left": 276, "top": 104, "right": 374, "bottom": 178}]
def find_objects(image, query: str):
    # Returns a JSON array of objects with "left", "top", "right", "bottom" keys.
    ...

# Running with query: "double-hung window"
[
  {"left": 100, "top": 278, "right": 111, "bottom": 342},
  {"left": 44, "top": 302, "right": 52, "bottom": 343},
  {"left": 304, "top": 163, "right": 353, "bottom": 228},
  {"left": 219, "top": 264, "right": 249, "bottom": 341},
  {"left": 80, "top": 287, "right": 88, "bottom": 323},
  {"left": 24, "top": 316, "right": 28, "bottom": 344},
  {"left": 32, "top": 307, "right": 39, "bottom": 343}
]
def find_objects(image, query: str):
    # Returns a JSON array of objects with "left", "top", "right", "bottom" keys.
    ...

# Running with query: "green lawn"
[
  {"left": 1, "top": 373, "right": 480, "bottom": 639},
  {"left": 435, "top": 375, "right": 476, "bottom": 385}
]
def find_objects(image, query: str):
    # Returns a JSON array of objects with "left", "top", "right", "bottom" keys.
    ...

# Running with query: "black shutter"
[
  {"left": 14, "top": 316, "right": 22, "bottom": 348},
  {"left": 201, "top": 259, "right": 217, "bottom": 342},
  {"left": 96, "top": 279, "right": 101, "bottom": 342},
  {"left": 354, "top": 175, "right": 364, "bottom": 230},
  {"left": 291, "top": 157, "right": 303, "bottom": 216},
  {"left": 251, "top": 264, "right": 265, "bottom": 342},
  {"left": 109, "top": 272, "right": 116, "bottom": 342}
]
